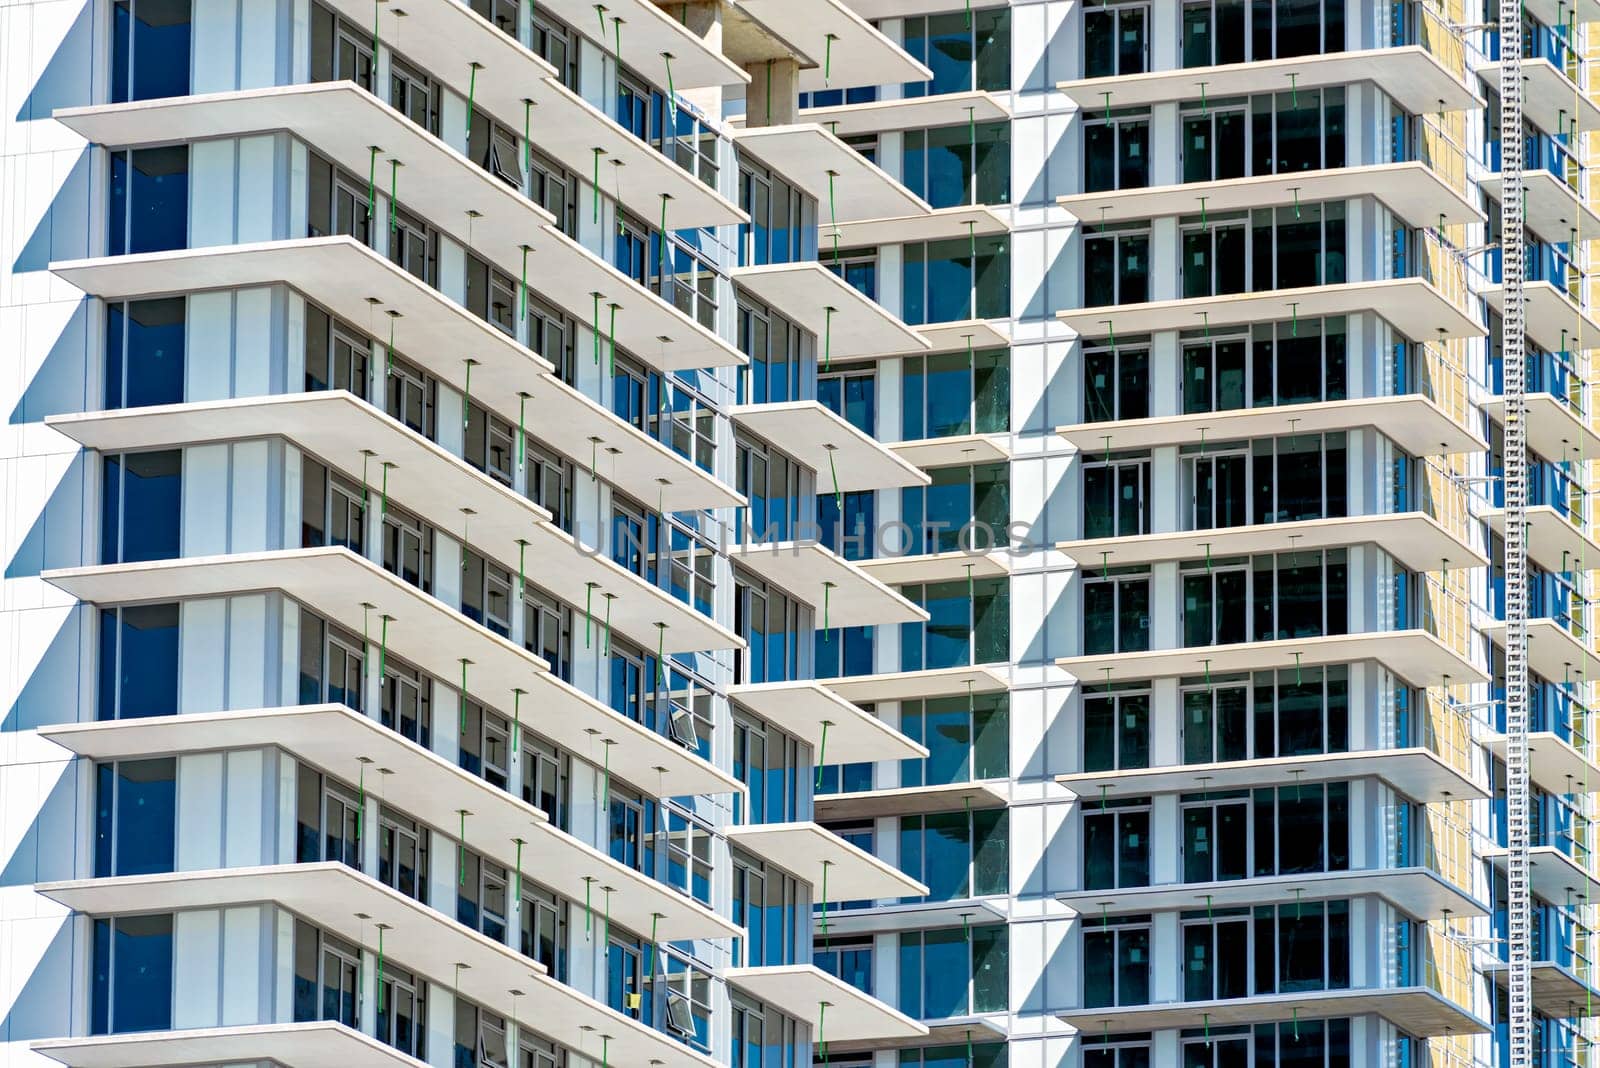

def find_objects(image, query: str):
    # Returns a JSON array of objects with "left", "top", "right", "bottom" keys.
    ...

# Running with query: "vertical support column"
[{"left": 1498, "top": 2, "right": 1533, "bottom": 1064}]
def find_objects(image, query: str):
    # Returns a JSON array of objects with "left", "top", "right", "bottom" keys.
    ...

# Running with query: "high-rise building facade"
[{"left": 1, "top": 1, "right": 1593, "bottom": 1067}]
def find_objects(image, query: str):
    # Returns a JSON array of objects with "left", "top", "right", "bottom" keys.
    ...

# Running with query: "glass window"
[
  {"left": 738, "top": 162, "right": 816, "bottom": 267},
  {"left": 94, "top": 758, "right": 176, "bottom": 877},
  {"left": 1083, "top": 454, "right": 1150, "bottom": 539},
  {"left": 101, "top": 450, "right": 180, "bottom": 564},
  {"left": 898, "top": 807, "right": 1008, "bottom": 900},
  {"left": 112, "top": 0, "right": 191, "bottom": 102},
  {"left": 819, "top": 489, "right": 875, "bottom": 562},
  {"left": 304, "top": 302, "right": 371, "bottom": 398},
  {"left": 1082, "top": 687, "right": 1150, "bottom": 772},
  {"left": 310, "top": 3, "right": 375, "bottom": 89},
  {"left": 818, "top": 367, "right": 876, "bottom": 435},
  {"left": 897, "top": 925, "right": 1008, "bottom": 1018},
  {"left": 901, "top": 463, "right": 1009, "bottom": 555},
  {"left": 740, "top": 297, "right": 814, "bottom": 406},
  {"left": 1181, "top": 0, "right": 1345, "bottom": 66},
  {"left": 733, "top": 848, "right": 803, "bottom": 968},
  {"left": 899, "top": 692, "right": 1009, "bottom": 787},
  {"left": 292, "top": 920, "right": 360, "bottom": 1028},
  {"left": 815, "top": 937, "right": 872, "bottom": 994},
  {"left": 1084, "top": 801, "right": 1150, "bottom": 890},
  {"left": 1083, "top": 570, "right": 1150, "bottom": 655},
  {"left": 900, "top": 577, "right": 1009, "bottom": 671},
  {"left": 1083, "top": 340, "right": 1149, "bottom": 422},
  {"left": 903, "top": 235, "right": 1009, "bottom": 325},
  {"left": 902, "top": 122, "right": 1010, "bottom": 208},
  {"left": 376, "top": 963, "right": 426, "bottom": 1057},
  {"left": 735, "top": 436, "right": 806, "bottom": 544},
  {"left": 902, "top": 9, "right": 1010, "bottom": 96},
  {"left": 1084, "top": 227, "right": 1149, "bottom": 306},
  {"left": 1083, "top": 112, "right": 1150, "bottom": 193},
  {"left": 105, "top": 298, "right": 184, "bottom": 409},
  {"left": 109, "top": 146, "right": 188, "bottom": 256},
  {"left": 902, "top": 349, "right": 1009, "bottom": 439},
  {"left": 307, "top": 150, "right": 373, "bottom": 247},
  {"left": 1085, "top": 3, "right": 1148, "bottom": 78},
  {"left": 92, "top": 914, "right": 173, "bottom": 1034},
  {"left": 1083, "top": 917, "right": 1150, "bottom": 1007},
  {"left": 98, "top": 604, "right": 179, "bottom": 720},
  {"left": 389, "top": 55, "right": 439, "bottom": 135}
]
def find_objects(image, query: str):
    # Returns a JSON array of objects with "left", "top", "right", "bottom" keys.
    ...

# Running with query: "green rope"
[
  {"left": 824, "top": 33, "right": 837, "bottom": 85},
  {"left": 366, "top": 146, "right": 378, "bottom": 224},
  {"left": 608, "top": 303, "right": 619, "bottom": 380},
  {"left": 601, "top": 885, "right": 613, "bottom": 949},
  {"left": 646, "top": 912, "right": 660, "bottom": 992},
  {"left": 601, "top": 1036, "right": 609, "bottom": 1068},
  {"left": 1199, "top": 81, "right": 1207, "bottom": 115},
  {"left": 815, "top": 720, "right": 831, "bottom": 788},
  {"left": 664, "top": 53, "right": 676, "bottom": 113},
  {"left": 968, "top": 219, "right": 976, "bottom": 262},
  {"left": 459, "top": 659, "right": 469, "bottom": 733},
  {"left": 376, "top": 924, "right": 386, "bottom": 1012},
  {"left": 826, "top": 446, "right": 842, "bottom": 515},
  {"left": 519, "top": 246, "right": 530, "bottom": 321},
  {"left": 966, "top": 1028, "right": 973, "bottom": 1067},
  {"left": 965, "top": 0, "right": 971, "bottom": 26},
  {"left": 458, "top": 810, "right": 467, "bottom": 884},
  {"left": 1292, "top": 185, "right": 1301, "bottom": 219},
  {"left": 603, "top": 594, "right": 615, "bottom": 656},
  {"left": 1289, "top": 72, "right": 1298, "bottom": 108},
  {"left": 517, "top": 395, "right": 528, "bottom": 470},
  {"left": 466, "top": 63, "right": 482, "bottom": 142},
  {"left": 584, "top": 876, "right": 594, "bottom": 935},
  {"left": 388, "top": 160, "right": 399, "bottom": 233},
  {"left": 592, "top": 149, "right": 602, "bottom": 224},
  {"left": 613, "top": 15, "right": 621, "bottom": 58},
  {"left": 966, "top": 562, "right": 974, "bottom": 603},
  {"left": 824, "top": 306, "right": 835, "bottom": 370},
  {"left": 523, "top": 100, "right": 533, "bottom": 175},
  {"left": 595, "top": 3, "right": 606, "bottom": 36},
  {"left": 592, "top": 293, "right": 602, "bottom": 364},
  {"left": 585, "top": 582, "right": 597, "bottom": 647},
  {"left": 379, "top": 615, "right": 389, "bottom": 677},
  {"left": 514, "top": 837, "right": 523, "bottom": 897},
  {"left": 1199, "top": 195, "right": 1208, "bottom": 232},
  {"left": 818, "top": 1001, "right": 828, "bottom": 1065},
  {"left": 513, "top": 688, "right": 524, "bottom": 753}
]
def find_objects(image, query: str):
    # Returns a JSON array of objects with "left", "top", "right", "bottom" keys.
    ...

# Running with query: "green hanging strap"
[
  {"left": 462, "top": 359, "right": 476, "bottom": 430},
  {"left": 459, "top": 659, "right": 470, "bottom": 733},
  {"left": 645, "top": 912, "right": 660, "bottom": 996},
  {"left": 664, "top": 53, "right": 677, "bottom": 113},
  {"left": 1099, "top": 92, "right": 1110, "bottom": 125},
  {"left": 376, "top": 924, "right": 387, "bottom": 1012},
  {"left": 379, "top": 615, "right": 390, "bottom": 678},
  {"left": 1289, "top": 301, "right": 1299, "bottom": 337},
  {"left": 603, "top": 594, "right": 615, "bottom": 656},
  {"left": 818, "top": 1000, "right": 828, "bottom": 1066},
  {"left": 826, "top": 445, "right": 843, "bottom": 516},
  {"left": 366, "top": 145, "right": 379, "bottom": 224},
  {"left": 827, "top": 170, "right": 839, "bottom": 265},
  {"left": 1288, "top": 71, "right": 1298, "bottom": 108},
  {"left": 1292, "top": 185, "right": 1301, "bottom": 219},
  {"left": 386, "top": 311, "right": 397, "bottom": 376},
  {"left": 458, "top": 810, "right": 467, "bottom": 884},
  {"left": 824, "top": 306, "right": 835, "bottom": 371},
  {"left": 595, "top": 3, "right": 607, "bottom": 36},
  {"left": 824, "top": 33, "right": 837, "bottom": 85},
  {"left": 600, "top": 1036, "right": 610, "bottom": 1068},
  {"left": 968, "top": 219, "right": 976, "bottom": 263},
  {"left": 1199, "top": 195, "right": 1208, "bottom": 232},
  {"left": 815, "top": 720, "right": 831, "bottom": 789},
  {"left": 466, "top": 63, "right": 482, "bottom": 141},
  {"left": 584, "top": 876, "right": 595, "bottom": 935},
  {"left": 517, "top": 395, "right": 528, "bottom": 470},
  {"left": 765, "top": 60, "right": 774, "bottom": 126},
  {"left": 388, "top": 159, "right": 400, "bottom": 233},
  {"left": 1199, "top": 81, "right": 1207, "bottom": 116},
  {"left": 514, "top": 837, "right": 523, "bottom": 897},
  {"left": 519, "top": 246, "right": 530, "bottom": 321},
  {"left": 512, "top": 688, "right": 524, "bottom": 753},
  {"left": 966, "top": 1028, "right": 973, "bottom": 1067},
  {"left": 601, "top": 738, "right": 613, "bottom": 813},
  {"left": 823, "top": 581, "right": 834, "bottom": 641},
  {"left": 517, "top": 540, "right": 527, "bottom": 599},
  {"left": 592, "top": 148, "right": 603, "bottom": 224},
  {"left": 371, "top": 0, "right": 382, "bottom": 77},
  {"left": 608, "top": 303, "right": 620, "bottom": 380},
  {"left": 612, "top": 16, "right": 622, "bottom": 59},
  {"left": 523, "top": 99, "right": 533, "bottom": 175},
  {"left": 592, "top": 292, "right": 602, "bottom": 364},
  {"left": 585, "top": 582, "right": 597, "bottom": 647},
  {"left": 965, "top": 0, "right": 971, "bottom": 26}
]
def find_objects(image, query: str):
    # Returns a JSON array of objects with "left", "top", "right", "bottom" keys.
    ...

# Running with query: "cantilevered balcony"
[
  {"left": 1059, "top": 512, "right": 1484, "bottom": 577},
  {"left": 1061, "top": 162, "right": 1480, "bottom": 231},
  {"left": 724, "top": 0, "right": 930, "bottom": 93},
  {"left": 498, "top": 0, "right": 745, "bottom": 90},
  {"left": 38, "top": 704, "right": 738, "bottom": 940},
  {"left": 1058, "top": 47, "right": 1481, "bottom": 117},
  {"left": 857, "top": 550, "right": 1013, "bottom": 588},
  {"left": 729, "top": 541, "right": 928, "bottom": 628},
  {"left": 1059, "top": 395, "right": 1485, "bottom": 458},
  {"left": 731, "top": 401, "right": 928, "bottom": 491},
  {"left": 33, "top": 1022, "right": 425, "bottom": 1068},
  {"left": 1475, "top": 51, "right": 1600, "bottom": 135},
  {"left": 820, "top": 663, "right": 1009, "bottom": 705},
  {"left": 1486, "top": 846, "right": 1600, "bottom": 908},
  {"left": 722, "top": 966, "right": 928, "bottom": 1043},
  {"left": 1484, "top": 618, "right": 1600, "bottom": 687},
  {"left": 43, "top": 548, "right": 740, "bottom": 796},
  {"left": 1480, "top": 247, "right": 1600, "bottom": 358},
  {"left": 723, "top": 822, "right": 929, "bottom": 902},
  {"left": 727, "top": 680, "right": 928, "bottom": 763},
  {"left": 1060, "top": 868, "right": 1486, "bottom": 922},
  {"left": 733, "top": 124, "right": 932, "bottom": 226},
  {"left": 828, "top": 205, "right": 1010, "bottom": 250},
  {"left": 46, "top": 396, "right": 743, "bottom": 646},
  {"left": 38, "top": 864, "right": 719, "bottom": 1068},
  {"left": 1481, "top": 137, "right": 1600, "bottom": 244},
  {"left": 1059, "top": 986, "right": 1488, "bottom": 1038},
  {"left": 791, "top": 90, "right": 1010, "bottom": 137},
  {"left": 731, "top": 262, "right": 930, "bottom": 358},
  {"left": 815, "top": 779, "right": 1007, "bottom": 822},
  {"left": 1483, "top": 505, "right": 1600, "bottom": 576},
  {"left": 1057, "top": 747, "right": 1485, "bottom": 807}
]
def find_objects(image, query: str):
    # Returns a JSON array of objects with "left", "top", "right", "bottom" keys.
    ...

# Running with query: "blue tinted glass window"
[
  {"left": 99, "top": 604, "right": 180, "bottom": 720},
  {"left": 113, "top": 0, "right": 191, "bottom": 103},
  {"left": 101, "top": 758, "right": 177, "bottom": 876},
  {"left": 105, "top": 299, "right": 185, "bottom": 409},
  {"left": 102, "top": 451, "right": 181, "bottom": 564},
  {"left": 815, "top": 624, "right": 873, "bottom": 677},
  {"left": 818, "top": 372, "right": 876, "bottom": 435},
  {"left": 92, "top": 914, "right": 173, "bottom": 1033},
  {"left": 819, "top": 490, "right": 874, "bottom": 561},
  {"left": 110, "top": 147, "right": 188, "bottom": 256}
]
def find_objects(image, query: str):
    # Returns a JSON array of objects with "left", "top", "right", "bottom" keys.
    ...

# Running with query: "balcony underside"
[
  {"left": 1059, "top": 986, "right": 1488, "bottom": 1038},
  {"left": 1481, "top": 960, "right": 1600, "bottom": 1019},
  {"left": 790, "top": 90, "right": 1011, "bottom": 137},
  {"left": 731, "top": 0, "right": 930, "bottom": 93},
  {"left": 1476, "top": 59, "right": 1600, "bottom": 135},
  {"left": 45, "top": 395, "right": 742, "bottom": 649},
  {"left": 1521, "top": 0, "right": 1600, "bottom": 24},
  {"left": 1481, "top": 169, "right": 1600, "bottom": 245},
  {"left": 1059, "top": 631, "right": 1485, "bottom": 689},
  {"left": 723, "top": 966, "right": 928, "bottom": 1042},
  {"left": 1482, "top": 506, "right": 1600, "bottom": 577},
  {"left": 1058, "top": 396, "right": 1485, "bottom": 458},
  {"left": 1481, "top": 392, "right": 1600, "bottom": 465},
  {"left": 731, "top": 401, "right": 929, "bottom": 490},
  {"left": 815, "top": 780, "right": 1009, "bottom": 821},
  {"left": 727, "top": 680, "right": 928, "bottom": 763},
  {"left": 1058, "top": 47, "right": 1482, "bottom": 115},
  {"left": 817, "top": 897, "right": 1013, "bottom": 939},
  {"left": 1486, "top": 846, "right": 1600, "bottom": 905},
  {"left": 1058, "top": 513, "right": 1485, "bottom": 576},
  {"left": 729, "top": 541, "right": 928, "bottom": 626},
  {"left": 44, "top": 549, "right": 741, "bottom": 796},
  {"left": 915, "top": 319, "right": 1012, "bottom": 353},
  {"left": 1056, "top": 747, "right": 1486, "bottom": 805},
  {"left": 36, "top": 705, "right": 738, "bottom": 939},
  {"left": 828, "top": 204, "right": 1010, "bottom": 248},
  {"left": 732, "top": 124, "right": 930, "bottom": 223},
  {"left": 1060, "top": 279, "right": 1483, "bottom": 344},
  {"left": 821, "top": 663, "right": 1010, "bottom": 704},
  {"left": 1481, "top": 281, "right": 1600, "bottom": 359},
  {"left": 725, "top": 821, "right": 928, "bottom": 900},
  {"left": 732, "top": 262, "right": 928, "bottom": 358},
  {"left": 888, "top": 432, "right": 1011, "bottom": 468},
  {"left": 856, "top": 550, "right": 1013, "bottom": 587},
  {"left": 1483, "top": 618, "right": 1599, "bottom": 686},
  {"left": 1484, "top": 732, "right": 1600, "bottom": 798},
  {"left": 38, "top": 865, "right": 717, "bottom": 1068},
  {"left": 1059, "top": 867, "right": 1487, "bottom": 922},
  {"left": 1060, "top": 163, "right": 1479, "bottom": 230},
  {"left": 827, "top": 1014, "right": 1009, "bottom": 1054},
  {"left": 32, "top": 1023, "right": 423, "bottom": 1068}
]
